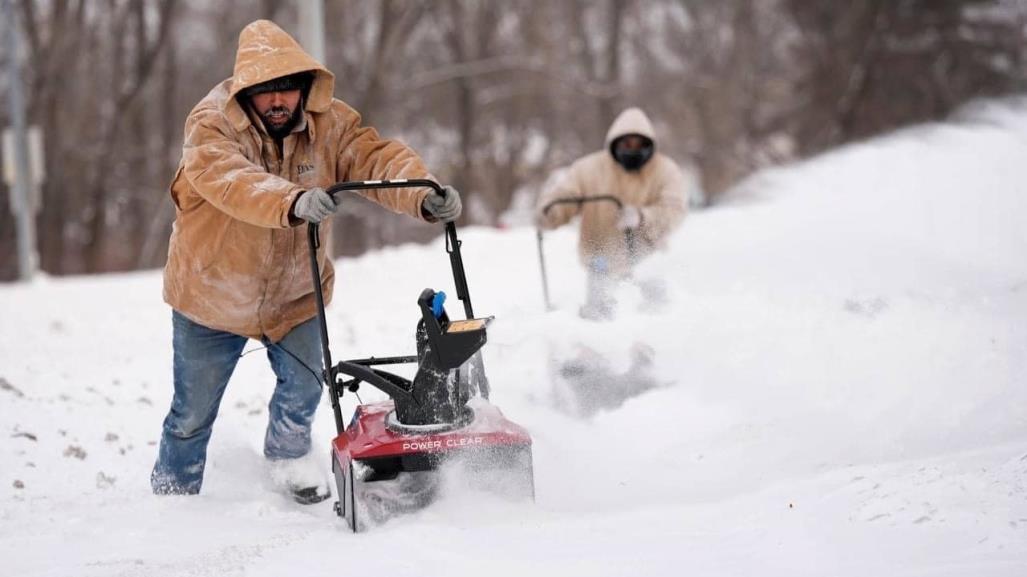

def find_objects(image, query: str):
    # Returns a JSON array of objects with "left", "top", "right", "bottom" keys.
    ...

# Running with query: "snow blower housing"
[{"left": 307, "top": 180, "right": 534, "bottom": 532}]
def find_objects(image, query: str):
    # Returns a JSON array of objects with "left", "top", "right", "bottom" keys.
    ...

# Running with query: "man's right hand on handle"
[
  {"left": 421, "top": 185, "right": 462, "bottom": 222},
  {"left": 535, "top": 207, "right": 562, "bottom": 230},
  {"left": 292, "top": 187, "right": 340, "bottom": 223}
]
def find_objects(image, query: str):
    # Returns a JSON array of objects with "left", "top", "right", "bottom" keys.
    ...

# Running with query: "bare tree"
[{"left": 2, "top": 0, "right": 1024, "bottom": 279}]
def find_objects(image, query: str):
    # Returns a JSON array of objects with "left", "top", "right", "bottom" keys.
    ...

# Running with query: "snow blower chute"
[{"left": 307, "top": 179, "right": 534, "bottom": 532}]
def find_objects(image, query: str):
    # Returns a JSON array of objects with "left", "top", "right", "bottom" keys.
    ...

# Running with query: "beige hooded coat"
[
  {"left": 537, "top": 108, "right": 687, "bottom": 275},
  {"left": 163, "top": 20, "right": 433, "bottom": 342}
]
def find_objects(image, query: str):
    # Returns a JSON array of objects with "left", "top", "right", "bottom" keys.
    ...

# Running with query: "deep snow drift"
[{"left": 2, "top": 98, "right": 1026, "bottom": 577}]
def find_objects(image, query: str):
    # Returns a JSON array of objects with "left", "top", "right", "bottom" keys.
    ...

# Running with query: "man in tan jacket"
[
  {"left": 536, "top": 107, "right": 687, "bottom": 319},
  {"left": 152, "top": 20, "right": 461, "bottom": 503}
]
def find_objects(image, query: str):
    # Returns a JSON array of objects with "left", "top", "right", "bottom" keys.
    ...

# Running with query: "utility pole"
[
  {"left": 2, "top": 0, "right": 38, "bottom": 281},
  {"left": 296, "top": 0, "right": 326, "bottom": 64},
  {"left": 296, "top": 0, "right": 328, "bottom": 251}
]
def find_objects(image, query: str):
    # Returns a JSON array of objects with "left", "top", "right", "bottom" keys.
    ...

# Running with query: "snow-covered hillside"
[{"left": 2, "top": 98, "right": 1026, "bottom": 577}]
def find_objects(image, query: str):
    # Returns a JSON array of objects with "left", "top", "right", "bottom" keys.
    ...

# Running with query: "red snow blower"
[{"left": 307, "top": 179, "right": 534, "bottom": 532}]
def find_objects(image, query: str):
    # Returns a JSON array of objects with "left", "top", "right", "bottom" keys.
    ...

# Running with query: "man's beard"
[{"left": 260, "top": 105, "right": 302, "bottom": 139}]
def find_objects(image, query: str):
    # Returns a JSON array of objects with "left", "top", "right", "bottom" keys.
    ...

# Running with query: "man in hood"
[
  {"left": 152, "top": 20, "right": 461, "bottom": 504},
  {"left": 536, "top": 107, "right": 688, "bottom": 319}
]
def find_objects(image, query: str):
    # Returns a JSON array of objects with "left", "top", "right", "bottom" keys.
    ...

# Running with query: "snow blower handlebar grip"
[
  {"left": 540, "top": 195, "right": 624, "bottom": 216},
  {"left": 324, "top": 178, "right": 446, "bottom": 198}
]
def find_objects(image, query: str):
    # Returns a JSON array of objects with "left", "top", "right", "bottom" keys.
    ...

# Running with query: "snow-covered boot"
[{"left": 268, "top": 452, "right": 332, "bottom": 505}]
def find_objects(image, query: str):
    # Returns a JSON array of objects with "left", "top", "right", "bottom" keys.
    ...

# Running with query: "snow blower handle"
[
  {"left": 320, "top": 179, "right": 474, "bottom": 320},
  {"left": 539, "top": 194, "right": 623, "bottom": 216},
  {"left": 324, "top": 178, "right": 446, "bottom": 198},
  {"left": 535, "top": 195, "right": 633, "bottom": 310},
  {"left": 307, "top": 179, "right": 473, "bottom": 433}
]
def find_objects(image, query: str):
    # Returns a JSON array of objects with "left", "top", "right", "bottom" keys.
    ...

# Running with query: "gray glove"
[
  {"left": 422, "top": 185, "right": 462, "bottom": 222},
  {"left": 292, "top": 187, "right": 339, "bottom": 223}
]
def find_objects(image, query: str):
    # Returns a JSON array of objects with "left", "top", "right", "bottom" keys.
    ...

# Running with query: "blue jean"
[{"left": 151, "top": 311, "right": 324, "bottom": 495}]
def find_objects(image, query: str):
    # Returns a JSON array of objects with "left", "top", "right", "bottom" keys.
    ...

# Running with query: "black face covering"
[{"left": 611, "top": 136, "right": 655, "bottom": 172}]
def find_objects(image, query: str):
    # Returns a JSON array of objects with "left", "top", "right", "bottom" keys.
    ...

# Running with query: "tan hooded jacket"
[
  {"left": 537, "top": 108, "right": 687, "bottom": 275},
  {"left": 164, "top": 20, "right": 433, "bottom": 342}
]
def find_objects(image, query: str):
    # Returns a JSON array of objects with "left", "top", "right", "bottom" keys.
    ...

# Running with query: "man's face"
[{"left": 250, "top": 89, "right": 302, "bottom": 134}]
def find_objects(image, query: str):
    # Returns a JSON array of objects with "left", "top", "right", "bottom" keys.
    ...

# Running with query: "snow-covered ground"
[{"left": 2, "top": 98, "right": 1026, "bottom": 576}]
